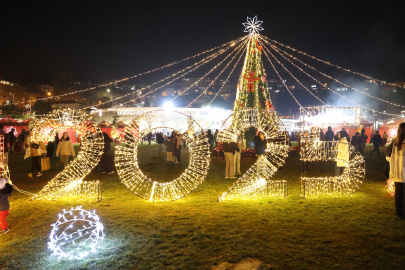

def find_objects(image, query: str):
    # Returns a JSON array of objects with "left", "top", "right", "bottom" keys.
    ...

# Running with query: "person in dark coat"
[
  {"left": 334, "top": 128, "right": 350, "bottom": 142},
  {"left": 207, "top": 129, "right": 214, "bottom": 151},
  {"left": 360, "top": 129, "right": 368, "bottom": 155},
  {"left": 370, "top": 131, "right": 383, "bottom": 157},
  {"left": 255, "top": 132, "right": 267, "bottom": 156},
  {"left": 223, "top": 141, "right": 240, "bottom": 179},
  {"left": 100, "top": 132, "right": 114, "bottom": 173},
  {"left": 351, "top": 132, "right": 362, "bottom": 152},
  {"left": 325, "top": 126, "right": 334, "bottom": 141},
  {"left": 0, "top": 178, "right": 13, "bottom": 235},
  {"left": 8, "top": 129, "right": 16, "bottom": 154}
]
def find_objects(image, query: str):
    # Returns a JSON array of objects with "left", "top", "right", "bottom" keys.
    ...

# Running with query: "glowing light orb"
[{"left": 48, "top": 206, "right": 104, "bottom": 260}]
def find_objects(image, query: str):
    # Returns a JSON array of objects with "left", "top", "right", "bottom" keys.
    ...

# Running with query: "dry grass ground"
[{"left": 0, "top": 143, "right": 404, "bottom": 270}]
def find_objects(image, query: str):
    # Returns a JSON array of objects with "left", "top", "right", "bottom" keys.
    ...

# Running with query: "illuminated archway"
[{"left": 115, "top": 109, "right": 210, "bottom": 201}]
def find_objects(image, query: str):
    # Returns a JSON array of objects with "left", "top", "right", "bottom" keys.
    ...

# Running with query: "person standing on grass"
[
  {"left": 351, "top": 132, "right": 362, "bottom": 153},
  {"left": 255, "top": 131, "right": 267, "bottom": 158},
  {"left": 147, "top": 132, "right": 152, "bottom": 145},
  {"left": 0, "top": 124, "right": 9, "bottom": 167},
  {"left": 383, "top": 131, "right": 388, "bottom": 145},
  {"left": 24, "top": 132, "right": 47, "bottom": 178},
  {"left": 234, "top": 130, "right": 244, "bottom": 175},
  {"left": 360, "top": 129, "right": 368, "bottom": 155},
  {"left": 175, "top": 132, "right": 183, "bottom": 163},
  {"left": 166, "top": 135, "right": 175, "bottom": 163},
  {"left": 0, "top": 178, "right": 13, "bottom": 235},
  {"left": 56, "top": 132, "right": 75, "bottom": 168},
  {"left": 157, "top": 132, "right": 165, "bottom": 154},
  {"left": 214, "top": 129, "right": 219, "bottom": 148},
  {"left": 370, "top": 131, "right": 383, "bottom": 157},
  {"left": 207, "top": 129, "right": 214, "bottom": 152},
  {"left": 325, "top": 126, "right": 334, "bottom": 142},
  {"left": 8, "top": 129, "right": 16, "bottom": 154},
  {"left": 386, "top": 123, "right": 405, "bottom": 218},
  {"left": 223, "top": 140, "right": 240, "bottom": 179}
]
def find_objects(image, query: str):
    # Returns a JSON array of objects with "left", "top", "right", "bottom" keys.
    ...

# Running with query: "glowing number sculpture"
[
  {"left": 217, "top": 109, "right": 289, "bottom": 201},
  {"left": 48, "top": 206, "right": 104, "bottom": 260},
  {"left": 0, "top": 135, "right": 10, "bottom": 179},
  {"left": 299, "top": 107, "right": 366, "bottom": 198},
  {"left": 115, "top": 109, "right": 210, "bottom": 201},
  {"left": 29, "top": 109, "right": 104, "bottom": 201}
]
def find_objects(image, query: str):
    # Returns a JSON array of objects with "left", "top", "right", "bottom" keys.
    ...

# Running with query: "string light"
[
  {"left": 260, "top": 38, "right": 405, "bottom": 109},
  {"left": 299, "top": 108, "right": 365, "bottom": 198},
  {"left": 14, "top": 37, "right": 246, "bottom": 106},
  {"left": 29, "top": 109, "right": 104, "bottom": 202},
  {"left": 261, "top": 44, "right": 308, "bottom": 113},
  {"left": 115, "top": 110, "right": 210, "bottom": 201},
  {"left": 217, "top": 109, "right": 289, "bottom": 201},
  {"left": 186, "top": 41, "right": 246, "bottom": 108},
  {"left": 101, "top": 37, "right": 248, "bottom": 107},
  {"left": 172, "top": 40, "right": 248, "bottom": 101},
  {"left": 48, "top": 206, "right": 104, "bottom": 260},
  {"left": 258, "top": 38, "right": 326, "bottom": 105},
  {"left": 261, "top": 35, "right": 405, "bottom": 91},
  {"left": 206, "top": 45, "right": 246, "bottom": 107},
  {"left": 265, "top": 41, "right": 399, "bottom": 116}
]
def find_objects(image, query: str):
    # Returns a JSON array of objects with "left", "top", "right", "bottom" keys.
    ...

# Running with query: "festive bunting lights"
[
  {"left": 172, "top": 40, "right": 247, "bottom": 101},
  {"left": 260, "top": 38, "right": 405, "bottom": 109},
  {"left": 14, "top": 37, "right": 246, "bottom": 106},
  {"left": 115, "top": 110, "right": 210, "bottom": 201},
  {"left": 29, "top": 109, "right": 103, "bottom": 202},
  {"left": 217, "top": 109, "right": 290, "bottom": 201},
  {"left": 48, "top": 206, "right": 105, "bottom": 260},
  {"left": 107, "top": 37, "right": 248, "bottom": 107},
  {"left": 262, "top": 41, "right": 399, "bottom": 116},
  {"left": 187, "top": 41, "right": 246, "bottom": 107},
  {"left": 261, "top": 35, "right": 405, "bottom": 91}
]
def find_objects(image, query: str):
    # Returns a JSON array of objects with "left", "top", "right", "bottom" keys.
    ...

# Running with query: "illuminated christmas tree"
[{"left": 234, "top": 17, "right": 273, "bottom": 113}]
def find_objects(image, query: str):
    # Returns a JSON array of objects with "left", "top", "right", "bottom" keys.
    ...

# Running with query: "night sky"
[{"left": 1, "top": 1, "right": 404, "bottom": 84}]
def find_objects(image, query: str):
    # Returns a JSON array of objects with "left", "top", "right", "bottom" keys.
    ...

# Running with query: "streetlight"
[{"left": 107, "top": 89, "right": 110, "bottom": 94}]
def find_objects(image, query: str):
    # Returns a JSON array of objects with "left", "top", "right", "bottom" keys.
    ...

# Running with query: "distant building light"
[
  {"left": 275, "top": 90, "right": 280, "bottom": 93},
  {"left": 311, "top": 85, "right": 316, "bottom": 88}
]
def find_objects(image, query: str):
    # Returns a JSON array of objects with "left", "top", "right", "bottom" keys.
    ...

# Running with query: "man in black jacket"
[
  {"left": 223, "top": 141, "right": 240, "bottom": 179},
  {"left": 370, "top": 131, "right": 383, "bottom": 157},
  {"left": 334, "top": 128, "right": 350, "bottom": 142},
  {"left": 325, "top": 126, "right": 334, "bottom": 141},
  {"left": 351, "top": 132, "right": 362, "bottom": 152}
]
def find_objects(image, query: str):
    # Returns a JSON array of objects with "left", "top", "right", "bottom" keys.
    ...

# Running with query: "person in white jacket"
[
  {"left": 56, "top": 132, "right": 75, "bottom": 168},
  {"left": 386, "top": 123, "right": 405, "bottom": 218}
]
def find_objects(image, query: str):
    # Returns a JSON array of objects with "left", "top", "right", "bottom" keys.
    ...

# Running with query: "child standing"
[
  {"left": 0, "top": 178, "right": 13, "bottom": 235},
  {"left": 166, "top": 136, "right": 175, "bottom": 163}
]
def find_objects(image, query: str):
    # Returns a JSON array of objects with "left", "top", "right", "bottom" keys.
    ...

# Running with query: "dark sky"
[{"left": 1, "top": 1, "right": 404, "bottom": 85}]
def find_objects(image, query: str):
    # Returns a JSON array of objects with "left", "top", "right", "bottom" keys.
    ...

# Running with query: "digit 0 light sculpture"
[
  {"left": 217, "top": 109, "right": 289, "bottom": 201},
  {"left": 115, "top": 109, "right": 210, "bottom": 201},
  {"left": 299, "top": 107, "right": 366, "bottom": 198},
  {"left": 29, "top": 109, "right": 104, "bottom": 202},
  {"left": 48, "top": 206, "right": 105, "bottom": 260}
]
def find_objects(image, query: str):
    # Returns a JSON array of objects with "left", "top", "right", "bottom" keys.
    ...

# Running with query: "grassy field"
[{"left": 0, "top": 143, "right": 404, "bottom": 270}]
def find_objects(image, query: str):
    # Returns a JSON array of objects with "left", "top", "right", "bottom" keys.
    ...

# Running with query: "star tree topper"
[{"left": 243, "top": 16, "right": 264, "bottom": 34}]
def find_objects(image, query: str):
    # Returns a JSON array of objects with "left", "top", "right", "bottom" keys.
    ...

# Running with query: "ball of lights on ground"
[{"left": 48, "top": 206, "right": 104, "bottom": 260}]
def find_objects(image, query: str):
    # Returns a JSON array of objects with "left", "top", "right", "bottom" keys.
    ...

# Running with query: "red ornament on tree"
[
  {"left": 262, "top": 76, "right": 266, "bottom": 82},
  {"left": 240, "top": 102, "right": 244, "bottom": 107},
  {"left": 255, "top": 40, "right": 263, "bottom": 53}
]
